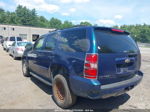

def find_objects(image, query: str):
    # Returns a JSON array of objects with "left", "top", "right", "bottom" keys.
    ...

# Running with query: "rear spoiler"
[{"left": 94, "top": 27, "right": 130, "bottom": 35}]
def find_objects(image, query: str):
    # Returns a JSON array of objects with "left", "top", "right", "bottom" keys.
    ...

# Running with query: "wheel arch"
[{"left": 50, "top": 64, "right": 70, "bottom": 81}]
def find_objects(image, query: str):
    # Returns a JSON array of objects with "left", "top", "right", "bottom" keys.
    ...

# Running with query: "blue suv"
[{"left": 22, "top": 26, "right": 143, "bottom": 108}]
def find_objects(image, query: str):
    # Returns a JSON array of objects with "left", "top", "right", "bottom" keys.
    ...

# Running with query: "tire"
[
  {"left": 22, "top": 60, "right": 31, "bottom": 77},
  {"left": 9, "top": 53, "right": 11, "bottom": 56},
  {"left": 52, "top": 74, "right": 77, "bottom": 109},
  {"left": 6, "top": 49, "right": 9, "bottom": 52},
  {"left": 8, "top": 50, "right": 11, "bottom": 56},
  {"left": 13, "top": 54, "right": 16, "bottom": 60},
  {"left": 13, "top": 53, "right": 17, "bottom": 60}
]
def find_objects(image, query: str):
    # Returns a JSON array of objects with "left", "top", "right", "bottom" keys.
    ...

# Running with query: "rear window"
[
  {"left": 9, "top": 37, "right": 22, "bottom": 41},
  {"left": 0, "top": 36, "right": 3, "bottom": 39},
  {"left": 17, "top": 37, "right": 22, "bottom": 41},
  {"left": 57, "top": 29, "right": 90, "bottom": 52},
  {"left": 94, "top": 29, "right": 138, "bottom": 53},
  {"left": 10, "top": 37, "right": 15, "bottom": 41},
  {"left": 17, "top": 42, "right": 30, "bottom": 46}
]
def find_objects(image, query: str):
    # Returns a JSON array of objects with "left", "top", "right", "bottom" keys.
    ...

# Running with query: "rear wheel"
[
  {"left": 52, "top": 74, "right": 77, "bottom": 109},
  {"left": 6, "top": 49, "right": 9, "bottom": 52},
  {"left": 13, "top": 53, "right": 17, "bottom": 60},
  {"left": 13, "top": 54, "right": 16, "bottom": 60},
  {"left": 8, "top": 51, "right": 11, "bottom": 56},
  {"left": 22, "top": 60, "right": 30, "bottom": 77}
]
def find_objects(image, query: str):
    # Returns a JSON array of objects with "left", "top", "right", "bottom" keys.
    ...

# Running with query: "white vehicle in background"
[
  {"left": 9, "top": 41, "right": 32, "bottom": 60},
  {"left": 3, "top": 36, "right": 22, "bottom": 52}
]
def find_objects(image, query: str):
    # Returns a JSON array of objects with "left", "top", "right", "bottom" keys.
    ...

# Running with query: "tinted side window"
[
  {"left": 17, "top": 37, "right": 22, "bottom": 41},
  {"left": 0, "top": 36, "right": 3, "bottom": 39},
  {"left": 34, "top": 37, "right": 44, "bottom": 50},
  {"left": 57, "top": 29, "right": 89, "bottom": 52},
  {"left": 10, "top": 37, "right": 15, "bottom": 41},
  {"left": 12, "top": 42, "right": 15, "bottom": 46},
  {"left": 4, "top": 37, "right": 7, "bottom": 41},
  {"left": 44, "top": 34, "right": 56, "bottom": 51}
]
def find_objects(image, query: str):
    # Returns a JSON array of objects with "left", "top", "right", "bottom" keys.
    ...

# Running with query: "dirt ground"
[{"left": 0, "top": 45, "right": 150, "bottom": 111}]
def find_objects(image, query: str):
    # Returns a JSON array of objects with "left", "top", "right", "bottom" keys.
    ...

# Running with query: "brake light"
[
  {"left": 16, "top": 48, "right": 23, "bottom": 51},
  {"left": 84, "top": 53, "right": 98, "bottom": 79},
  {"left": 111, "top": 28, "right": 124, "bottom": 32}
]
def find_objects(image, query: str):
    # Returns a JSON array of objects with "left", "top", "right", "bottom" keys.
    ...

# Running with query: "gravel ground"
[{"left": 0, "top": 45, "right": 150, "bottom": 111}]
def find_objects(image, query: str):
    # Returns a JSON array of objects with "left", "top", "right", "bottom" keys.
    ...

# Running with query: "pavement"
[{"left": 0, "top": 45, "right": 150, "bottom": 111}]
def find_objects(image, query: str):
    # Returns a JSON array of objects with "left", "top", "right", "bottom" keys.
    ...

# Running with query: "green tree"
[
  {"left": 0, "top": 8, "right": 4, "bottom": 13},
  {"left": 0, "top": 8, "right": 8, "bottom": 24},
  {"left": 119, "top": 24, "right": 150, "bottom": 43},
  {"left": 80, "top": 21, "right": 92, "bottom": 26},
  {"left": 49, "top": 17, "right": 62, "bottom": 29},
  {"left": 7, "top": 12, "right": 20, "bottom": 24},
  {"left": 37, "top": 16, "right": 49, "bottom": 27},
  {"left": 15, "top": 5, "right": 38, "bottom": 26},
  {"left": 61, "top": 21, "right": 73, "bottom": 29}
]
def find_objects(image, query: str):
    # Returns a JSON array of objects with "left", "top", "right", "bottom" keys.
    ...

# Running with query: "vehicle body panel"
[
  {"left": 22, "top": 26, "right": 143, "bottom": 99},
  {"left": 3, "top": 36, "right": 22, "bottom": 51}
]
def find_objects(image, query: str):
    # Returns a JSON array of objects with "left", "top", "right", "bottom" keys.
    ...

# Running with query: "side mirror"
[{"left": 25, "top": 44, "right": 33, "bottom": 50}]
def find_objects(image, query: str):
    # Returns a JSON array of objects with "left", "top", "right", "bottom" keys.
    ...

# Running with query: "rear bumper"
[
  {"left": 15, "top": 51, "right": 23, "bottom": 57},
  {"left": 70, "top": 71, "right": 143, "bottom": 99}
]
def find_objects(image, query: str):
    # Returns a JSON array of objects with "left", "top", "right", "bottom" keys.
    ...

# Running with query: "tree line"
[
  {"left": 115, "top": 24, "right": 150, "bottom": 43},
  {"left": 0, "top": 5, "right": 92, "bottom": 29},
  {"left": 0, "top": 5, "right": 150, "bottom": 43}
]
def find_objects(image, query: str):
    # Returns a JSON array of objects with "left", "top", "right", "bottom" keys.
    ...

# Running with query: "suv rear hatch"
[{"left": 94, "top": 28, "right": 141, "bottom": 85}]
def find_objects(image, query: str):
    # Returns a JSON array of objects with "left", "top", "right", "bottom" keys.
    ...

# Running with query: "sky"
[{"left": 0, "top": 0, "right": 150, "bottom": 26}]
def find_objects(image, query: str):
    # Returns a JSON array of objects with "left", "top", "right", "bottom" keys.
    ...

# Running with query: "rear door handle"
[
  {"left": 32, "top": 54, "right": 37, "bottom": 58},
  {"left": 28, "top": 53, "right": 37, "bottom": 58}
]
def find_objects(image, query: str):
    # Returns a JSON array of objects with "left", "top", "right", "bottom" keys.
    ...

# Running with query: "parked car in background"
[
  {"left": 1, "top": 38, "right": 4, "bottom": 46},
  {"left": 0, "top": 35, "right": 3, "bottom": 44},
  {"left": 3, "top": 36, "right": 22, "bottom": 52},
  {"left": 9, "top": 41, "right": 32, "bottom": 60},
  {"left": 22, "top": 26, "right": 143, "bottom": 108},
  {"left": 2, "top": 37, "right": 8, "bottom": 47}
]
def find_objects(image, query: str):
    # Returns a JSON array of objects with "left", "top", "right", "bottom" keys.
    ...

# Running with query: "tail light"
[
  {"left": 84, "top": 53, "right": 98, "bottom": 79},
  {"left": 16, "top": 48, "right": 23, "bottom": 51}
]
